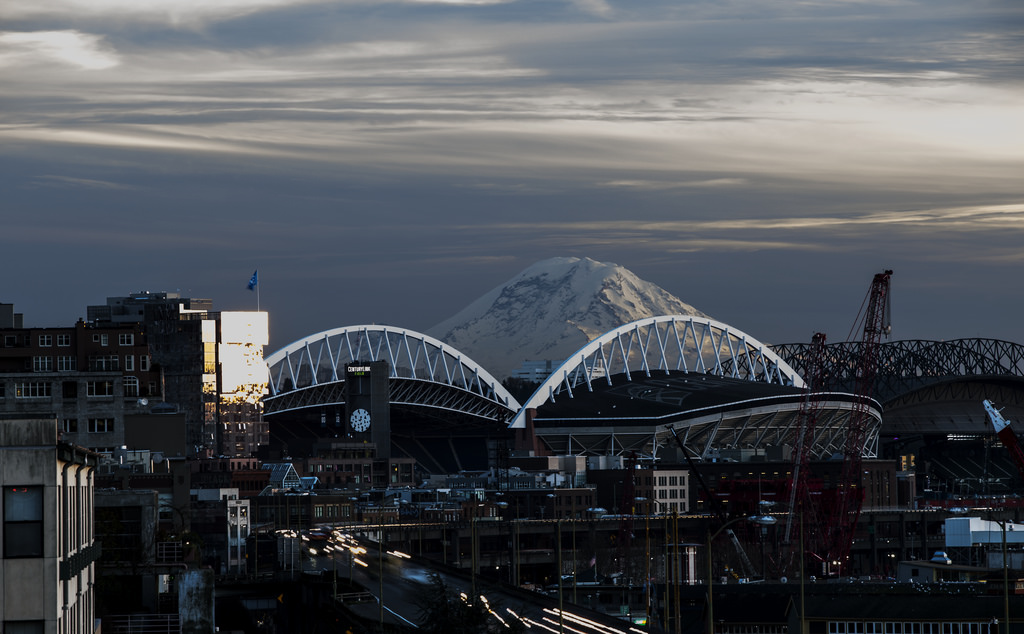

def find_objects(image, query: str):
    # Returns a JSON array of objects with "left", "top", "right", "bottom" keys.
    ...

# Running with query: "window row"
[
  {"left": 8, "top": 378, "right": 149, "bottom": 398},
  {"left": 62, "top": 418, "right": 115, "bottom": 433},
  {"left": 34, "top": 333, "right": 136, "bottom": 347},
  {"left": 30, "top": 355, "right": 149, "bottom": 373},
  {"left": 828, "top": 622, "right": 996, "bottom": 634}
]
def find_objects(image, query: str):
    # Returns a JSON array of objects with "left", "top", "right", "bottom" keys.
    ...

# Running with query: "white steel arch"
[
  {"left": 265, "top": 325, "right": 521, "bottom": 414},
  {"left": 510, "top": 315, "right": 805, "bottom": 428}
]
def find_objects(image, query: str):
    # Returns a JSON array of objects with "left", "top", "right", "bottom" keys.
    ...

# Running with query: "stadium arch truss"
[
  {"left": 263, "top": 325, "right": 521, "bottom": 425},
  {"left": 508, "top": 315, "right": 873, "bottom": 461}
]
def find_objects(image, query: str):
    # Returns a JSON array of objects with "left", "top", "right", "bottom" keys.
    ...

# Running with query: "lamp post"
[
  {"left": 634, "top": 496, "right": 665, "bottom": 630},
  {"left": 378, "top": 528, "right": 385, "bottom": 627},
  {"left": 707, "top": 515, "right": 777, "bottom": 634},
  {"left": 990, "top": 517, "right": 1011, "bottom": 634},
  {"left": 557, "top": 518, "right": 565, "bottom": 634}
]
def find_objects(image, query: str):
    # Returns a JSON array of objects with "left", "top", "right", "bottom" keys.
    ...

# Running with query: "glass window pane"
[{"left": 5, "top": 487, "right": 42, "bottom": 521}]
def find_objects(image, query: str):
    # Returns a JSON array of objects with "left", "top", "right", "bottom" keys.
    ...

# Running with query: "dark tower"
[{"left": 345, "top": 361, "right": 391, "bottom": 458}]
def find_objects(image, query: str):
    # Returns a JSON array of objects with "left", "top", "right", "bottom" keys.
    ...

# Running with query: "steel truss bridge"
[
  {"left": 263, "top": 325, "right": 521, "bottom": 429},
  {"left": 511, "top": 315, "right": 882, "bottom": 461},
  {"left": 771, "top": 338, "right": 1024, "bottom": 436},
  {"left": 771, "top": 338, "right": 1024, "bottom": 405}
]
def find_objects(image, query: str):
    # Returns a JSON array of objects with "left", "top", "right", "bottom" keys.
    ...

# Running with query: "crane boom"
[
  {"left": 983, "top": 399, "right": 1024, "bottom": 480},
  {"left": 826, "top": 270, "right": 892, "bottom": 570}
]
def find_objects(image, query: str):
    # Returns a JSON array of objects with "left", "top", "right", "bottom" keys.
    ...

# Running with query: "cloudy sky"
[{"left": 2, "top": 0, "right": 1022, "bottom": 353}]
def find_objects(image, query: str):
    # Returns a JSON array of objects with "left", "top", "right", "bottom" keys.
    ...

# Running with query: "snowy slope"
[{"left": 426, "top": 257, "right": 709, "bottom": 380}]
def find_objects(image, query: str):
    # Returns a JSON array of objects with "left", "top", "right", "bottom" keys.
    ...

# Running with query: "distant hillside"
[{"left": 427, "top": 256, "right": 709, "bottom": 379}]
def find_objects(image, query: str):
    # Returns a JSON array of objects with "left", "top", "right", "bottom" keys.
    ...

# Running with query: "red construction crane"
[
  {"left": 983, "top": 400, "right": 1024, "bottom": 481},
  {"left": 784, "top": 332, "right": 828, "bottom": 548},
  {"left": 825, "top": 270, "right": 893, "bottom": 572}
]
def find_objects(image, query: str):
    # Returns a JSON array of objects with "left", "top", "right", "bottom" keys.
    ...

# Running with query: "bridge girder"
[{"left": 771, "top": 338, "right": 1024, "bottom": 405}]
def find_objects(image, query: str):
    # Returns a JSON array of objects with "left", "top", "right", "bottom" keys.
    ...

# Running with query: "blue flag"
[{"left": 247, "top": 270, "right": 258, "bottom": 291}]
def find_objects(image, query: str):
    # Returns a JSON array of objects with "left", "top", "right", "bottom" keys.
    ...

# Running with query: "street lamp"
[
  {"left": 707, "top": 515, "right": 777, "bottom": 634},
  {"left": 634, "top": 496, "right": 664, "bottom": 630},
  {"left": 987, "top": 517, "right": 1012, "bottom": 633}
]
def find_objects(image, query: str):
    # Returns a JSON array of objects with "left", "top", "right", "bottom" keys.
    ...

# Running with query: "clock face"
[{"left": 350, "top": 408, "right": 371, "bottom": 433}]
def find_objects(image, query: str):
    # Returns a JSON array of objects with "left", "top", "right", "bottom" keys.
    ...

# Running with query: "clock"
[{"left": 350, "top": 408, "right": 371, "bottom": 433}]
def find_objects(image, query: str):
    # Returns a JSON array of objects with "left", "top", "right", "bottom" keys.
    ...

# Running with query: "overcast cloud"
[{"left": 2, "top": 0, "right": 1022, "bottom": 353}]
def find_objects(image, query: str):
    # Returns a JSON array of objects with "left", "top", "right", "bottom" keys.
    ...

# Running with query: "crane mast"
[
  {"left": 826, "top": 270, "right": 892, "bottom": 571},
  {"left": 784, "top": 332, "right": 828, "bottom": 546}
]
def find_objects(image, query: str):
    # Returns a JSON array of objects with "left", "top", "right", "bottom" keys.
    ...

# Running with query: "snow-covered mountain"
[{"left": 427, "top": 257, "right": 709, "bottom": 380}]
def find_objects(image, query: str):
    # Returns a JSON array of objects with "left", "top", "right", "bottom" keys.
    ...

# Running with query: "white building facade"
[{"left": 1, "top": 416, "right": 99, "bottom": 634}]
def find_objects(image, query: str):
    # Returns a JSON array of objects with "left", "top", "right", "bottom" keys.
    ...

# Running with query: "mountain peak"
[{"left": 427, "top": 257, "right": 708, "bottom": 379}]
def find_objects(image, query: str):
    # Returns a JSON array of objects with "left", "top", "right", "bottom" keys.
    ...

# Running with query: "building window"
[
  {"left": 32, "top": 356, "right": 53, "bottom": 372},
  {"left": 100, "top": 334, "right": 109, "bottom": 346},
  {"left": 57, "top": 356, "right": 77, "bottom": 371},
  {"left": 88, "top": 418, "right": 114, "bottom": 433},
  {"left": 15, "top": 382, "right": 51, "bottom": 398},
  {"left": 38, "top": 335, "right": 52, "bottom": 347},
  {"left": 57, "top": 334, "right": 70, "bottom": 347},
  {"left": 87, "top": 381, "right": 114, "bottom": 397},
  {"left": 4, "top": 486, "right": 43, "bottom": 557},
  {"left": 124, "top": 376, "right": 139, "bottom": 397},
  {"left": 118, "top": 333, "right": 134, "bottom": 346},
  {"left": 125, "top": 355, "right": 134, "bottom": 371},
  {"left": 89, "top": 355, "right": 119, "bottom": 371},
  {"left": 140, "top": 355, "right": 150, "bottom": 371},
  {"left": 62, "top": 418, "right": 78, "bottom": 433},
  {"left": 3, "top": 335, "right": 16, "bottom": 347}
]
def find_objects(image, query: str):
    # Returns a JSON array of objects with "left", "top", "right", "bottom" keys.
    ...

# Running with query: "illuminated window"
[
  {"left": 15, "top": 382, "right": 50, "bottom": 398},
  {"left": 4, "top": 486, "right": 43, "bottom": 557}
]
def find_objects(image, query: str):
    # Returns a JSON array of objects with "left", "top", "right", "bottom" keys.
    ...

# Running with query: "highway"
[{"left": 307, "top": 530, "right": 648, "bottom": 634}]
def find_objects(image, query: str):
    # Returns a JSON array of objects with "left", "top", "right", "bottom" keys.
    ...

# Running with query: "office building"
[{"left": 1, "top": 415, "right": 99, "bottom": 634}]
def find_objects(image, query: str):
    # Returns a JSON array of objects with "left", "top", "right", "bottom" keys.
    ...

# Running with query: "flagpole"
[{"left": 248, "top": 270, "right": 260, "bottom": 311}]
